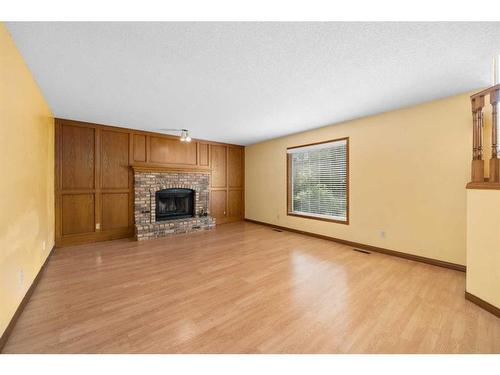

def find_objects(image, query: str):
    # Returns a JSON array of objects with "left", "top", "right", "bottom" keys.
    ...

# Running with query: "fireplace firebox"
[{"left": 155, "top": 188, "right": 195, "bottom": 221}]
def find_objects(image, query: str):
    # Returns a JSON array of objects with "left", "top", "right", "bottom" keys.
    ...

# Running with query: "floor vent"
[
  {"left": 353, "top": 248, "right": 371, "bottom": 254},
  {"left": 272, "top": 228, "right": 283, "bottom": 232}
]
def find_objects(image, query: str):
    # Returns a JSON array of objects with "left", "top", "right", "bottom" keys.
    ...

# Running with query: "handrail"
[{"left": 470, "top": 84, "right": 500, "bottom": 100}]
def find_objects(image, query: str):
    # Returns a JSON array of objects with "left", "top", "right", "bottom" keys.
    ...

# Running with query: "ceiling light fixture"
[
  {"left": 180, "top": 129, "right": 191, "bottom": 142},
  {"left": 157, "top": 128, "right": 192, "bottom": 142}
]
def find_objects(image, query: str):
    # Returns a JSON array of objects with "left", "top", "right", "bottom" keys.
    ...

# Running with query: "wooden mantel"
[{"left": 131, "top": 165, "right": 211, "bottom": 174}]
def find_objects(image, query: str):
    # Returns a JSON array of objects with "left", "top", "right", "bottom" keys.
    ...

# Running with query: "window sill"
[{"left": 287, "top": 212, "right": 349, "bottom": 225}]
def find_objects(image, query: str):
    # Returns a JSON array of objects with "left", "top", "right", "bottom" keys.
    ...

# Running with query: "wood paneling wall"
[
  {"left": 55, "top": 118, "right": 244, "bottom": 247},
  {"left": 210, "top": 146, "right": 245, "bottom": 224}
]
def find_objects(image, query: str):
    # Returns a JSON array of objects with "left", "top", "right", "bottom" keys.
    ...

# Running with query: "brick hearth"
[{"left": 134, "top": 169, "right": 215, "bottom": 241}]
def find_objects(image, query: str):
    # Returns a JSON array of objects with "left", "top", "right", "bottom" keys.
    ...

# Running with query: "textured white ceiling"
[{"left": 6, "top": 22, "right": 500, "bottom": 145}]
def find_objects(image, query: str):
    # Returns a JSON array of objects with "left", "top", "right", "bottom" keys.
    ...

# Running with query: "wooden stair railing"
[{"left": 468, "top": 84, "right": 500, "bottom": 187}]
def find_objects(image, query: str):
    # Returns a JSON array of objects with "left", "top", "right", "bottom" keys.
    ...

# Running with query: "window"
[{"left": 287, "top": 138, "right": 349, "bottom": 224}]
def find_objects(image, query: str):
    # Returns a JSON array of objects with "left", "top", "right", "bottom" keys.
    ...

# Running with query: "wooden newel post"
[
  {"left": 471, "top": 96, "right": 485, "bottom": 182},
  {"left": 490, "top": 90, "right": 500, "bottom": 182}
]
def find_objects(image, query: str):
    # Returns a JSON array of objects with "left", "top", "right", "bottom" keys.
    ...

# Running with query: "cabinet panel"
[
  {"left": 133, "top": 134, "right": 146, "bottom": 162},
  {"left": 199, "top": 143, "right": 209, "bottom": 166},
  {"left": 101, "top": 130, "right": 129, "bottom": 189},
  {"left": 228, "top": 189, "right": 243, "bottom": 218},
  {"left": 102, "top": 193, "right": 129, "bottom": 230},
  {"left": 210, "top": 190, "right": 227, "bottom": 221},
  {"left": 150, "top": 136, "right": 197, "bottom": 165},
  {"left": 61, "top": 125, "right": 95, "bottom": 189},
  {"left": 62, "top": 194, "right": 95, "bottom": 235},
  {"left": 228, "top": 147, "right": 243, "bottom": 188},
  {"left": 210, "top": 145, "right": 227, "bottom": 188}
]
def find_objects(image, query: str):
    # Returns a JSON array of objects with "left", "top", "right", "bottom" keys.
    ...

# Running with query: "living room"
[{"left": 0, "top": 1, "right": 499, "bottom": 373}]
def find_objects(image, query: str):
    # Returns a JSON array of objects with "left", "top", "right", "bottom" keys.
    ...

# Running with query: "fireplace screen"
[{"left": 155, "top": 188, "right": 195, "bottom": 221}]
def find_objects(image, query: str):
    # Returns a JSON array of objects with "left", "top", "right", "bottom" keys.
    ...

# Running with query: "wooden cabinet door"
[
  {"left": 198, "top": 142, "right": 209, "bottom": 166},
  {"left": 210, "top": 144, "right": 227, "bottom": 188},
  {"left": 228, "top": 147, "right": 243, "bottom": 188},
  {"left": 61, "top": 125, "right": 95, "bottom": 190},
  {"left": 101, "top": 130, "right": 129, "bottom": 189},
  {"left": 61, "top": 194, "right": 95, "bottom": 235},
  {"left": 210, "top": 190, "right": 227, "bottom": 223},
  {"left": 228, "top": 189, "right": 243, "bottom": 219}
]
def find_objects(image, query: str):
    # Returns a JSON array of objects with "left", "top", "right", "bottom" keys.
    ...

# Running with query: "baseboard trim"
[
  {"left": 465, "top": 292, "right": 500, "bottom": 318},
  {"left": 0, "top": 245, "right": 55, "bottom": 353},
  {"left": 244, "top": 218, "right": 466, "bottom": 272}
]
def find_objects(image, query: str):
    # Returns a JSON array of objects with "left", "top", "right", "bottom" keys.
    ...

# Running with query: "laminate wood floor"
[{"left": 3, "top": 222, "right": 500, "bottom": 353}]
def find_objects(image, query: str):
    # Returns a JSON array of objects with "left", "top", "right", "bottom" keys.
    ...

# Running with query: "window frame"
[{"left": 286, "top": 137, "right": 349, "bottom": 225}]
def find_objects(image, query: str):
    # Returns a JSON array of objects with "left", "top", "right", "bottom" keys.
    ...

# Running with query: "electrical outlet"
[
  {"left": 380, "top": 230, "right": 386, "bottom": 239},
  {"left": 96, "top": 223, "right": 101, "bottom": 230},
  {"left": 42, "top": 241, "right": 46, "bottom": 252}
]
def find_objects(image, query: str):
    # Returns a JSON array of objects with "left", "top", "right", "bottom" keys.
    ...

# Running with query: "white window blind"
[{"left": 288, "top": 139, "right": 347, "bottom": 221}]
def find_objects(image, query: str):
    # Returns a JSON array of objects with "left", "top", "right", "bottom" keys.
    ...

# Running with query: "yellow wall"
[
  {"left": 466, "top": 189, "right": 500, "bottom": 308},
  {"left": 0, "top": 23, "right": 54, "bottom": 337},
  {"left": 246, "top": 93, "right": 477, "bottom": 266}
]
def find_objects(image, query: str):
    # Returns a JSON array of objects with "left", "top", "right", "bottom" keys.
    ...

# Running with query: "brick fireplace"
[{"left": 133, "top": 168, "right": 215, "bottom": 241}]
